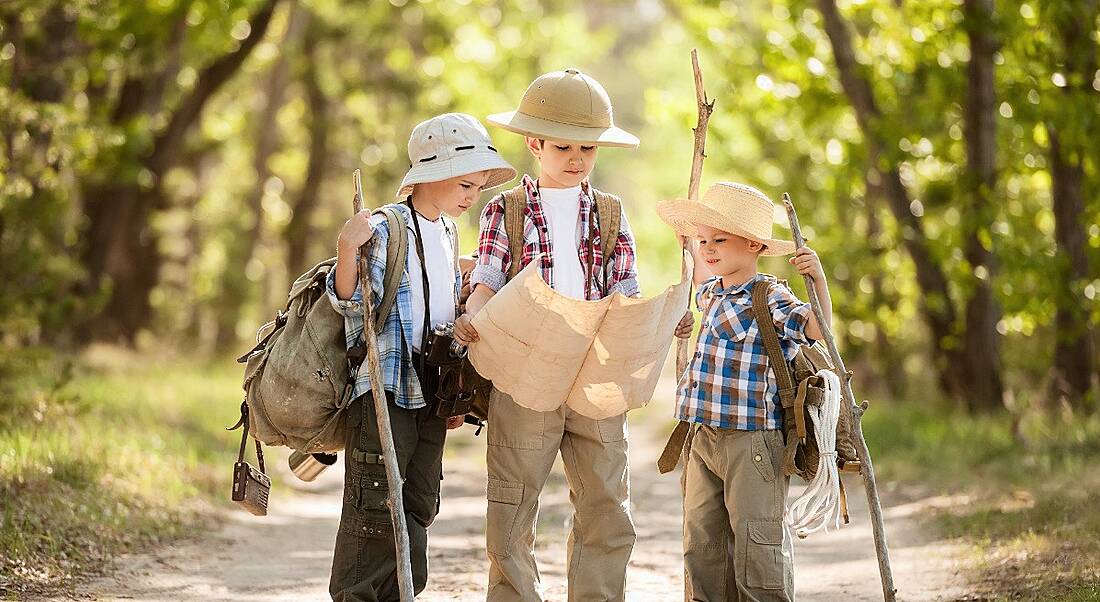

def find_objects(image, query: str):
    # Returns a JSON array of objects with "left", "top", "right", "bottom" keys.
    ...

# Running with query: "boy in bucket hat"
[
  {"left": 326, "top": 112, "right": 515, "bottom": 601},
  {"left": 453, "top": 68, "right": 693, "bottom": 601},
  {"left": 656, "top": 182, "right": 833, "bottom": 601}
]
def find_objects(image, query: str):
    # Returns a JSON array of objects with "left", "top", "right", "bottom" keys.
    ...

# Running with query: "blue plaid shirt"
[
  {"left": 326, "top": 203, "right": 460, "bottom": 410},
  {"left": 675, "top": 274, "right": 814, "bottom": 430}
]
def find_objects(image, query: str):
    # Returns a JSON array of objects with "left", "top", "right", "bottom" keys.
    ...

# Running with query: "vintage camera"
[
  {"left": 423, "top": 322, "right": 467, "bottom": 368},
  {"left": 232, "top": 460, "right": 271, "bottom": 516}
]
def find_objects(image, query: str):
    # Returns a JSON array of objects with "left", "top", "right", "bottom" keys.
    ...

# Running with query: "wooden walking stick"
[
  {"left": 678, "top": 48, "right": 714, "bottom": 602},
  {"left": 782, "top": 192, "right": 897, "bottom": 602},
  {"left": 352, "top": 169, "right": 415, "bottom": 601}
]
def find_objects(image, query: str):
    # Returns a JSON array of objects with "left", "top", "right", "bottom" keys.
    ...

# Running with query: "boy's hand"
[
  {"left": 453, "top": 314, "right": 480, "bottom": 344},
  {"left": 446, "top": 415, "right": 465, "bottom": 429},
  {"left": 337, "top": 204, "right": 373, "bottom": 255},
  {"left": 789, "top": 246, "right": 825, "bottom": 283},
  {"left": 674, "top": 310, "right": 694, "bottom": 339}
]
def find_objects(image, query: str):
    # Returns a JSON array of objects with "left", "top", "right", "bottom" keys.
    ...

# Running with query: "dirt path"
[{"left": 74, "top": 402, "right": 970, "bottom": 601}]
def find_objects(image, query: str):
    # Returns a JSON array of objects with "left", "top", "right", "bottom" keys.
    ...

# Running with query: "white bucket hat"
[
  {"left": 656, "top": 182, "right": 797, "bottom": 256},
  {"left": 487, "top": 68, "right": 640, "bottom": 148},
  {"left": 396, "top": 113, "right": 517, "bottom": 199}
]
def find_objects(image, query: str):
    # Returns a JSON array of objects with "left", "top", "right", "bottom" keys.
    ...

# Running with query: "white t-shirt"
[
  {"left": 407, "top": 212, "right": 457, "bottom": 352},
  {"left": 539, "top": 185, "right": 585, "bottom": 300}
]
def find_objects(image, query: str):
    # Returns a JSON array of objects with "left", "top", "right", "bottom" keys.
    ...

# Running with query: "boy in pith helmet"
[
  {"left": 452, "top": 68, "right": 693, "bottom": 602},
  {"left": 657, "top": 182, "right": 833, "bottom": 601}
]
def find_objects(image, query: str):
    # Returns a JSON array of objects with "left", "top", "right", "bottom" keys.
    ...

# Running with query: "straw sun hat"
[
  {"left": 487, "top": 68, "right": 639, "bottom": 148},
  {"left": 656, "top": 182, "right": 797, "bottom": 256},
  {"left": 397, "top": 113, "right": 517, "bottom": 199}
]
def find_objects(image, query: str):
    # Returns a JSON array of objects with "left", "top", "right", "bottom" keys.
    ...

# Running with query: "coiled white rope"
[{"left": 785, "top": 368, "right": 843, "bottom": 538}]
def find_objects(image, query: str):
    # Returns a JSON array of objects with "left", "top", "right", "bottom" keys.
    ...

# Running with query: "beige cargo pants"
[
  {"left": 683, "top": 425, "right": 794, "bottom": 602},
  {"left": 485, "top": 388, "right": 636, "bottom": 602}
]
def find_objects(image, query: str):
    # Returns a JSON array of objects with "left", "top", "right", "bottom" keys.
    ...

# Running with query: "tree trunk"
[
  {"left": 285, "top": 20, "right": 329, "bottom": 281},
  {"left": 1048, "top": 132, "right": 1096, "bottom": 406},
  {"left": 1047, "top": 0, "right": 1098, "bottom": 407},
  {"left": 214, "top": 1, "right": 305, "bottom": 352},
  {"left": 815, "top": 0, "right": 968, "bottom": 402},
  {"left": 79, "top": 0, "right": 279, "bottom": 343},
  {"left": 960, "top": 0, "right": 1005, "bottom": 411}
]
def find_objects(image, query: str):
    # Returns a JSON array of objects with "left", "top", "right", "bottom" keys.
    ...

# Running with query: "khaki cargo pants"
[
  {"left": 486, "top": 388, "right": 636, "bottom": 602},
  {"left": 683, "top": 426, "right": 794, "bottom": 602},
  {"left": 328, "top": 389, "right": 447, "bottom": 602}
]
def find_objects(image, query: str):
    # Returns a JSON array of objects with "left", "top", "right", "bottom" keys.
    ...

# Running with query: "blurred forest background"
[{"left": 1, "top": 0, "right": 1098, "bottom": 598}]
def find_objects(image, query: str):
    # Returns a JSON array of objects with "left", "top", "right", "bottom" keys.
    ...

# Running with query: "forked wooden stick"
[
  {"left": 678, "top": 48, "right": 715, "bottom": 602},
  {"left": 782, "top": 192, "right": 897, "bottom": 602},
  {"left": 353, "top": 169, "right": 415, "bottom": 601}
]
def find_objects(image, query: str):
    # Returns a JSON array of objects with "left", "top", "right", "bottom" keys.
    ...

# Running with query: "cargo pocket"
[
  {"left": 339, "top": 469, "right": 390, "bottom": 536},
  {"left": 596, "top": 413, "right": 626, "bottom": 443},
  {"left": 745, "top": 519, "right": 784, "bottom": 590},
  {"left": 751, "top": 431, "right": 776, "bottom": 483},
  {"left": 485, "top": 477, "right": 524, "bottom": 557}
]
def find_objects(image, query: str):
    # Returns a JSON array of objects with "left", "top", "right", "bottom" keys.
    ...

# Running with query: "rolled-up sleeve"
[
  {"left": 768, "top": 283, "right": 814, "bottom": 348},
  {"left": 607, "top": 204, "right": 640, "bottom": 297},
  {"left": 325, "top": 214, "right": 389, "bottom": 318},
  {"left": 469, "top": 195, "right": 509, "bottom": 293}
]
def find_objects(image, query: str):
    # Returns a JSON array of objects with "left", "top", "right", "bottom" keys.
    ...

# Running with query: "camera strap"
[
  {"left": 406, "top": 198, "right": 432, "bottom": 380},
  {"left": 233, "top": 401, "right": 266, "bottom": 474}
]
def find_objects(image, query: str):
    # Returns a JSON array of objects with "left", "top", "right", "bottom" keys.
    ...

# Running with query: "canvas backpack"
[
  {"left": 235, "top": 206, "right": 408, "bottom": 454},
  {"left": 749, "top": 278, "right": 861, "bottom": 481}
]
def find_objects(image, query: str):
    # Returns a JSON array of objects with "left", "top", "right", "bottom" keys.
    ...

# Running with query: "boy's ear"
[
  {"left": 525, "top": 136, "right": 543, "bottom": 158},
  {"left": 747, "top": 239, "right": 765, "bottom": 254}
]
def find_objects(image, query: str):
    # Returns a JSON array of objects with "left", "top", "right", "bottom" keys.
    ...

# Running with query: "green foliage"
[{"left": 0, "top": 1, "right": 1096, "bottom": 390}]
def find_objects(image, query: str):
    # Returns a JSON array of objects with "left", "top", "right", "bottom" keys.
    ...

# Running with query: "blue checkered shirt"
[
  {"left": 325, "top": 202, "right": 460, "bottom": 410},
  {"left": 675, "top": 274, "right": 814, "bottom": 430}
]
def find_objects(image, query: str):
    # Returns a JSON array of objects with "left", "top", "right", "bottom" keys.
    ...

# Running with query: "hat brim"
[
  {"left": 397, "top": 150, "right": 517, "bottom": 199},
  {"left": 486, "top": 111, "right": 639, "bottom": 148},
  {"left": 656, "top": 198, "right": 797, "bottom": 256}
]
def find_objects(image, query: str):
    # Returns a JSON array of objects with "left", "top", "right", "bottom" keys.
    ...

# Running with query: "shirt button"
[
  {"left": 691, "top": 381, "right": 698, "bottom": 388},
  {"left": 695, "top": 351, "right": 702, "bottom": 358},
  {"left": 754, "top": 454, "right": 763, "bottom": 462}
]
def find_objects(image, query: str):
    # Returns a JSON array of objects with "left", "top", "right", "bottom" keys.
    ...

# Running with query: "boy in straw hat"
[
  {"left": 656, "top": 182, "right": 832, "bottom": 601},
  {"left": 452, "top": 68, "right": 693, "bottom": 601},
  {"left": 326, "top": 112, "right": 515, "bottom": 601}
]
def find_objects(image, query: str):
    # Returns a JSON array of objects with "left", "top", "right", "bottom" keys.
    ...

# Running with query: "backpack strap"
[
  {"left": 501, "top": 184, "right": 527, "bottom": 282},
  {"left": 750, "top": 280, "right": 809, "bottom": 443},
  {"left": 592, "top": 189, "right": 622, "bottom": 296},
  {"left": 373, "top": 206, "right": 408, "bottom": 334}
]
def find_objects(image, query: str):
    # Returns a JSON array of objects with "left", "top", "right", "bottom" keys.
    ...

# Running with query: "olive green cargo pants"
[
  {"left": 485, "top": 388, "right": 636, "bottom": 602},
  {"left": 328, "top": 387, "right": 447, "bottom": 602},
  {"left": 683, "top": 426, "right": 794, "bottom": 602}
]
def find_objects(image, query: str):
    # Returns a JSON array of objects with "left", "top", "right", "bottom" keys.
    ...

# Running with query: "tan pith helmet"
[
  {"left": 656, "top": 182, "right": 797, "bottom": 256},
  {"left": 487, "top": 68, "right": 640, "bottom": 148}
]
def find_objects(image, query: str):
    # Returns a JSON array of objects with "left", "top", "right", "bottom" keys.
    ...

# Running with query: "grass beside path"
[
  {"left": 0, "top": 346, "right": 243, "bottom": 599},
  {"left": 862, "top": 401, "right": 1100, "bottom": 601}
]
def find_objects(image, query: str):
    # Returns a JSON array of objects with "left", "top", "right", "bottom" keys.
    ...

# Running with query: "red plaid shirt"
[{"left": 470, "top": 174, "right": 640, "bottom": 300}]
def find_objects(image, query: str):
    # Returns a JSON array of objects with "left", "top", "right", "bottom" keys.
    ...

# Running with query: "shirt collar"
[{"left": 709, "top": 273, "right": 771, "bottom": 296}]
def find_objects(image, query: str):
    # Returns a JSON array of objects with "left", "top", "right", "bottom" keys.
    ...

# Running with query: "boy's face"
[
  {"left": 414, "top": 171, "right": 491, "bottom": 218},
  {"left": 694, "top": 223, "right": 764, "bottom": 278},
  {"left": 525, "top": 136, "right": 598, "bottom": 189}
]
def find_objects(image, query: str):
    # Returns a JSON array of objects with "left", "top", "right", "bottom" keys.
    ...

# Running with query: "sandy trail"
[{"left": 73, "top": 397, "right": 969, "bottom": 602}]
